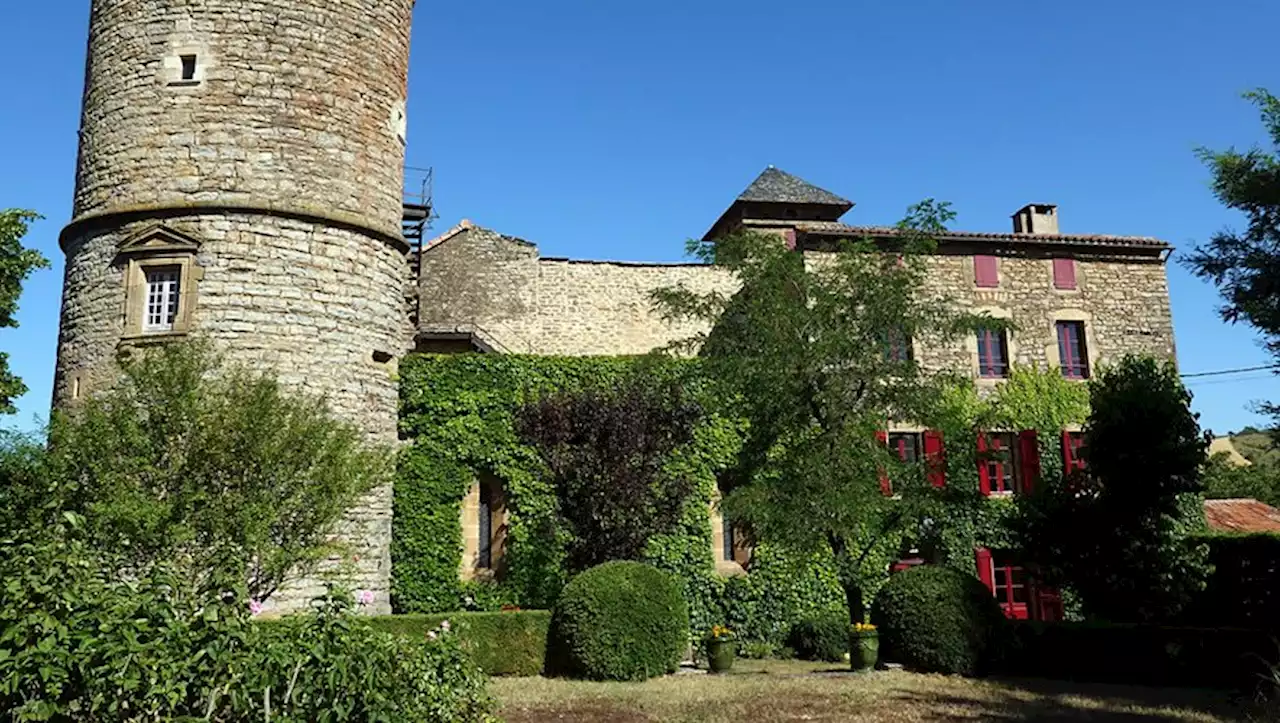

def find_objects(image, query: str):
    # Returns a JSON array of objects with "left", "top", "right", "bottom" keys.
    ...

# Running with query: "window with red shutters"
[
  {"left": 1017, "top": 430, "right": 1040, "bottom": 493},
  {"left": 923, "top": 430, "right": 946, "bottom": 488},
  {"left": 990, "top": 551, "right": 1031, "bottom": 620},
  {"left": 974, "top": 255, "right": 999, "bottom": 287},
  {"left": 1052, "top": 258, "right": 1077, "bottom": 290},
  {"left": 1062, "top": 430, "right": 1086, "bottom": 473},
  {"left": 1056, "top": 321, "right": 1089, "bottom": 379},
  {"left": 979, "top": 432, "right": 1016, "bottom": 494},
  {"left": 976, "top": 328, "right": 1010, "bottom": 378}
]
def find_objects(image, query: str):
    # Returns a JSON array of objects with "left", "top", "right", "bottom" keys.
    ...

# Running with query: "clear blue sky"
[{"left": 2, "top": 0, "right": 1278, "bottom": 435}]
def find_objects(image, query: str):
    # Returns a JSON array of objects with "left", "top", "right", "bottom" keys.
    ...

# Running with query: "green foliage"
[
  {"left": 367, "top": 611, "right": 551, "bottom": 676},
  {"left": 716, "top": 545, "right": 846, "bottom": 647},
  {"left": 0, "top": 531, "right": 493, "bottom": 722},
  {"left": 653, "top": 202, "right": 1002, "bottom": 623},
  {"left": 395, "top": 353, "right": 737, "bottom": 627},
  {"left": 1013, "top": 356, "right": 1211, "bottom": 623},
  {"left": 516, "top": 372, "right": 703, "bottom": 573},
  {"left": 870, "top": 565, "right": 1007, "bottom": 676},
  {"left": 787, "top": 611, "right": 849, "bottom": 663},
  {"left": 1203, "top": 453, "right": 1280, "bottom": 506},
  {"left": 40, "top": 340, "right": 389, "bottom": 600},
  {"left": 1181, "top": 533, "right": 1280, "bottom": 630},
  {"left": 550, "top": 561, "right": 689, "bottom": 681},
  {"left": 1229, "top": 430, "right": 1280, "bottom": 466},
  {"left": 1185, "top": 88, "right": 1280, "bottom": 425},
  {"left": 0, "top": 209, "right": 49, "bottom": 414}
]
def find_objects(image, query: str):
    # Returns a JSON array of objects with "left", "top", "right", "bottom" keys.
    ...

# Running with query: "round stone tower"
[{"left": 53, "top": 0, "right": 418, "bottom": 614}]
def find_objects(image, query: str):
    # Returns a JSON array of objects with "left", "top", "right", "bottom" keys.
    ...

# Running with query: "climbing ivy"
[{"left": 394, "top": 356, "right": 1090, "bottom": 636}]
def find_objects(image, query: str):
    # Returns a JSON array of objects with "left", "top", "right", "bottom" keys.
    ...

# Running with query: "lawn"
[{"left": 492, "top": 659, "right": 1258, "bottom": 722}]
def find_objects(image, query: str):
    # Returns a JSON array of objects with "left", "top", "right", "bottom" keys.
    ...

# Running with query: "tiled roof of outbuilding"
[
  {"left": 1203, "top": 498, "right": 1280, "bottom": 534},
  {"left": 792, "top": 221, "right": 1171, "bottom": 250}
]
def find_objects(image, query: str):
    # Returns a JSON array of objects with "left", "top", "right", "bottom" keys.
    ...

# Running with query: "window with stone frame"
[
  {"left": 118, "top": 225, "right": 202, "bottom": 339},
  {"left": 976, "top": 327, "right": 1010, "bottom": 379}
]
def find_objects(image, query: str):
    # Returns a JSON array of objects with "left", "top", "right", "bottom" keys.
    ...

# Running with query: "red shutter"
[
  {"left": 1061, "top": 429, "right": 1075, "bottom": 471},
  {"left": 1017, "top": 430, "right": 1039, "bottom": 493},
  {"left": 876, "top": 430, "right": 891, "bottom": 495},
  {"left": 974, "top": 256, "right": 999, "bottom": 287},
  {"left": 976, "top": 433, "right": 991, "bottom": 495},
  {"left": 923, "top": 430, "right": 945, "bottom": 488},
  {"left": 785, "top": 229, "right": 797, "bottom": 250},
  {"left": 975, "top": 547, "right": 995, "bottom": 591},
  {"left": 1052, "top": 258, "right": 1076, "bottom": 290}
]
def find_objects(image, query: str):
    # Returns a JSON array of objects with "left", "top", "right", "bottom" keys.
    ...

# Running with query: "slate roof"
[
  {"left": 1203, "top": 498, "right": 1280, "bottom": 534},
  {"left": 791, "top": 221, "right": 1171, "bottom": 251},
  {"left": 737, "top": 166, "right": 853, "bottom": 209}
]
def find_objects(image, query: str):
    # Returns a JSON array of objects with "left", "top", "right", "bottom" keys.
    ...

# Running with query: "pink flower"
[
  {"left": 439, "top": 620, "right": 451, "bottom": 632},
  {"left": 357, "top": 590, "right": 375, "bottom": 606},
  {"left": 427, "top": 631, "right": 438, "bottom": 641},
  {"left": 249, "top": 600, "right": 264, "bottom": 616}
]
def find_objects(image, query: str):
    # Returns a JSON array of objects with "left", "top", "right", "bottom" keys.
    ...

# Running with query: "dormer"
[{"left": 703, "top": 166, "right": 853, "bottom": 241}]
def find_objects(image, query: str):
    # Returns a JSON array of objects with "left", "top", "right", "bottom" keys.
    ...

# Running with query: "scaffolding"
[{"left": 402, "top": 165, "right": 437, "bottom": 246}]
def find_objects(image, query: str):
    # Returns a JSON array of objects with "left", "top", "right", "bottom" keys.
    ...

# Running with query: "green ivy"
[{"left": 394, "top": 356, "right": 1090, "bottom": 634}]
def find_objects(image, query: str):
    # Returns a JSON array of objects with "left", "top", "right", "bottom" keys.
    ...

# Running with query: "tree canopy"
[
  {"left": 652, "top": 201, "right": 998, "bottom": 621},
  {"left": 0, "top": 209, "right": 49, "bottom": 414}
]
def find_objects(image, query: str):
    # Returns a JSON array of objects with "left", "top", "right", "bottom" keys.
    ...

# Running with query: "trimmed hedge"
[
  {"left": 1181, "top": 533, "right": 1280, "bottom": 630},
  {"left": 871, "top": 565, "right": 1006, "bottom": 676},
  {"left": 788, "top": 612, "right": 849, "bottom": 663},
  {"left": 1002, "top": 622, "right": 1279, "bottom": 691},
  {"left": 550, "top": 561, "right": 689, "bottom": 681},
  {"left": 367, "top": 610, "right": 550, "bottom": 676}
]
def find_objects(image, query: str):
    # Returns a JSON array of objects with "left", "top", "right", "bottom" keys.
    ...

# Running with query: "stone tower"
[{"left": 53, "top": 0, "right": 418, "bottom": 614}]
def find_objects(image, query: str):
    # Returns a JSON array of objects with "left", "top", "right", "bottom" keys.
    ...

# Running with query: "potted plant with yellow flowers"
[
  {"left": 850, "top": 622, "right": 879, "bottom": 672},
  {"left": 705, "top": 625, "right": 738, "bottom": 673}
]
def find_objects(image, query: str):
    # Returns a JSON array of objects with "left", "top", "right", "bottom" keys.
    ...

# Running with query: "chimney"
[{"left": 1012, "top": 204, "right": 1059, "bottom": 235}]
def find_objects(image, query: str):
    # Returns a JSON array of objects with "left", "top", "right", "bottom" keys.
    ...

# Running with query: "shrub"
[
  {"left": 1180, "top": 533, "right": 1280, "bottom": 630},
  {"left": 788, "top": 612, "right": 848, "bottom": 662},
  {"left": 0, "top": 532, "right": 494, "bottom": 722},
  {"left": 1001, "top": 621, "right": 1279, "bottom": 691},
  {"left": 550, "top": 561, "right": 689, "bottom": 681},
  {"left": 871, "top": 565, "right": 1006, "bottom": 676},
  {"left": 368, "top": 610, "right": 551, "bottom": 676}
]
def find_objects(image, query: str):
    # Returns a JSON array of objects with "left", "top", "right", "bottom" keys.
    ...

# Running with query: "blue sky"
[{"left": 2, "top": 0, "right": 1278, "bottom": 435}]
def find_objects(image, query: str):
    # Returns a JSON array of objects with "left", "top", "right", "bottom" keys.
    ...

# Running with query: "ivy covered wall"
[{"left": 394, "top": 355, "right": 1090, "bottom": 643}]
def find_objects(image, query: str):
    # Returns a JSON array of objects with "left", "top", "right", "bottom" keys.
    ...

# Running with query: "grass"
[{"left": 492, "top": 659, "right": 1259, "bottom": 722}]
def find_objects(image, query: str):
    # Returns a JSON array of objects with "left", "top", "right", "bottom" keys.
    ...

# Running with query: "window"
[
  {"left": 478, "top": 481, "right": 493, "bottom": 569},
  {"left": 721, "top": 514, "right": 736, "bottom": 563},
  {"left": 990, "top": 551, "right": 1031, "bottom": 620},
  {"left": 1056, "top": 321, "right": 1089, "bottom": 379},
  {"left": 883, "top": 328, "right": 913, "bottom": 363},
  {"left": 888, "top": 432, "right": 921, "bottom": 464},
  {"left": 980, "top": 432, "right": 1017, "bottom": 494},
  {"left": 180, "top": 54, "right": 198, "bottom": 81},
  {"left": 976, "top": 328, "right": 1009, "bottom": 378},
  {"left": 1052, "top": 258, "right": 1077, "bottom": 290},
  {"left": 143, "top": 267, "right": 181, "bottom": 332},
  {"left": 974, "top": 255, "right": 999, "bottom": 288},
  {"left": 1063, "top": 431, "right": 1086, "bottom": 473}
]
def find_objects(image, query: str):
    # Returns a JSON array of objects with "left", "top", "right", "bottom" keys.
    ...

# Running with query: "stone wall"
[{"left": 418, "top": 225, "right": 1175, "bottom": 377}]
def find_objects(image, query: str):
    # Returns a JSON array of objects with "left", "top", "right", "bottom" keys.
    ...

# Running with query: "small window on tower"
[
  {"left": 143, "top": 267, "right": 182, "bottom": 332},
  {"left": 180, "top": 55, "right": 198, "bottom": 81}
]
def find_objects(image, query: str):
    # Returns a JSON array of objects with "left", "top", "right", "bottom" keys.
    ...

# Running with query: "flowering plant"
[
  {"left": 852, "top": 622, "right": 877, "bottom": 634},
  {"left": 706, "top": 624, "right": 736, "bottom": 641}
]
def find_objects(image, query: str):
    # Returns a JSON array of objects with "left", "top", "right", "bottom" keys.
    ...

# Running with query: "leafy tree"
[
  {"left": 1202, "top": 452, "right": 1280, "bottom": 507},
  {"left": 652, "top": 202, "right": 995, "bottom": 623},
  {"left": 1012, "top": 356, "right": 1210, "bottom": 623},
  {"left": 515, "top": 372, "right": 703, "bottom": 573},
  {"left": 1184, "top": 89, "right": 1280, "bottom": 426},
  {"left": 0, "top": 209, "right": 50, "bottom": 414},
  {"left": 42, "top": 340, "right": 391, "bottom": 601}
]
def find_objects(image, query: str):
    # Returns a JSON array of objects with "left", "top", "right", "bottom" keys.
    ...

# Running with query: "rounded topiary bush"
[
  {"left": 550, "top": 561, "right": 689, "bottom": 681},
  {"left": 870, "top": 565, "right": 1007, "bottom": 676},
  {"left": 788, "top": 612, "right": 849, "bottom": 662}
]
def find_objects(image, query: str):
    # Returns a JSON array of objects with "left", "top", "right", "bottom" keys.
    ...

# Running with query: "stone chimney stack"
[{"left": 1012, "top": 204, "right": 1060, "bottom": 235}]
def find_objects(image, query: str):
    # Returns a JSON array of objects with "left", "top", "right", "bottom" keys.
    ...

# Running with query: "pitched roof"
[
  {"left": 737, "top": 167, "right": 853, "bottom": 209},
  {"left": 1204, "top": 498, "right": 1280, "bottom": 534},
  {"left": 790, "top": 221, "right": 1171, "bottom": 251}
]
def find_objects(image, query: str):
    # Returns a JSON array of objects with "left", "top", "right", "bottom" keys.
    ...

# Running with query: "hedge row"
[
  {"left": 368, "top": 610, "right": 551, "bottom": 676},
  {"left": 1181, "top": 533, "right": 1280, "bottom": 630},
  {"left": 1001, "top": 622, "right": 1279, "bottom": 691}
]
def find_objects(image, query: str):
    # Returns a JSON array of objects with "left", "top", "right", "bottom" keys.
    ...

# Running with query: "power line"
[{"left": 1180, "top": 363, "right": 1280, "bottom": 379}]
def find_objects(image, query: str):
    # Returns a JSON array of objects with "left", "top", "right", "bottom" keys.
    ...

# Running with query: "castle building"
[
  {"left": 53, "top": 2, "right": 1175, "bottom": 619},
  {"left": 53, "top": 0, "right": 418, "bottom": 614}
]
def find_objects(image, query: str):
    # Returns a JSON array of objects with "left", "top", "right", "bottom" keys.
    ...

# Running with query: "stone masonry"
[{"left": 53, "top": 0, "right": 418, "bottom": 614}]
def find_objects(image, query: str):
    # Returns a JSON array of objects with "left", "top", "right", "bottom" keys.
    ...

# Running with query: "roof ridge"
[{"left": 738, "top": 167, "right": 852, "bottom": 208}]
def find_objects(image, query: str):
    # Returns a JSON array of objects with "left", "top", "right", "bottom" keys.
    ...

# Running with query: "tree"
[
  {"left": 42, "top": 340, "right": 391, "bottom": 600},
  {"left": 1202, "top": 452, "right": 1280, "bottom": 507},
  {"left": 1184, "top": 89, "right": 1280, "bottom": 425},
  {"left": 1012, "top": 356, "right": 1210, "bottom": 623},
  {"left": 652, "top": 201, "right": 995, "bottom": 623},
  {"left": 515, "top": 372, "right": 702, "bottom": 574},
  {"left": 0, "top": 209, "right": 49, "bottom": 414}
]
